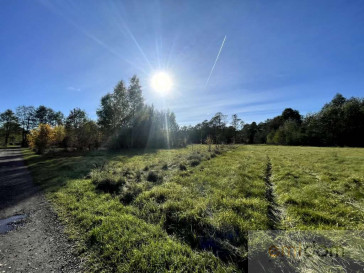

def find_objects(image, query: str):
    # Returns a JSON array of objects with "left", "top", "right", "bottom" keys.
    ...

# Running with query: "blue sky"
[{"left": 1, "top": 0, "right": 364, "bottom": 125}]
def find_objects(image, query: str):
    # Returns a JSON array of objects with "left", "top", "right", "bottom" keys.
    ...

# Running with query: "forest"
[{"left": 1, "top": 75, "right": 364, "bottom": 152}]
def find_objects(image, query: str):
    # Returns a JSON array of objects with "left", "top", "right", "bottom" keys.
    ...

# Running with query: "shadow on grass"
[
  {"left": 22, "top": 148, "right": 163, "bottom": 195},
  {"left": 23, "top": 146, "right": 248, "bottom": 271}
]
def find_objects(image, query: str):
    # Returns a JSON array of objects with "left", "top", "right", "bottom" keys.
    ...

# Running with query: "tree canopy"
[{"left": 1, "top": 77, "right": 363, "bottom": 151}]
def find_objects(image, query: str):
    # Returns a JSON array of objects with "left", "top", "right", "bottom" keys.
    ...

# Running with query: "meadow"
[{"left": 23, "top": 145, "right": 364, "bottom": 272}]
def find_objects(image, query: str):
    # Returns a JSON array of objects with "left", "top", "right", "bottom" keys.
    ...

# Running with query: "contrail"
[{"left": 205, "top": 35, "right": 227, "bottom": 88}]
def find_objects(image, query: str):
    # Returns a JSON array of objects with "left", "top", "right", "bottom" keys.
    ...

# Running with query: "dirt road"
[{"left": 0, "top": 148, "right": 80, "bottom": 272}]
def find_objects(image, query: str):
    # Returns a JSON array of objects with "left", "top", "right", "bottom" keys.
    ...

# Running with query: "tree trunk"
[
  {"left": 21, "top": 129, "right": 27, "bottom": 147},
  {"left": 4, "top": 132, "right": 9, "bottom": 146}
]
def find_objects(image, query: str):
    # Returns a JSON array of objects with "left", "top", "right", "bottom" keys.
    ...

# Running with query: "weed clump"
[
  {"left": 93, "top": 177, "right": 125, "bottom": 194},
  {"left": 179, "top": 163, "right": 187, "bottom": 171},
  {"left": 122, "top": 168, "right": 133, "bottom": 177},
  {"left": 120, "top": 184, "right": 143, "bottom": 205},
  {"left": 135, "top": 170, "right": 142, "bottom": 182},
  {"left": 162, "top": 163, "right": 168, "bottom": 170},
  {"left": 188, "top": 152, "right": 202, "bottom": 161},
  {"left": 155, "top": 193, "right": 166, "bottom": 203},
  {"left": 147, "top": 170, "right": 163, "bottom": 183},
  {"left": 190, "top": 159, "right": 201, "bottom": 167},
  {"left": 148, "top": 190, "right": 167, "bottom": 204},
  {"left": 91, "top": 168, "right": 126, "bottom": 194}
]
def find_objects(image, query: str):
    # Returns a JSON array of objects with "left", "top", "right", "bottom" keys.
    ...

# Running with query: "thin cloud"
[{"left": 67, "top": 86, "right": 81, "bottom": 92}]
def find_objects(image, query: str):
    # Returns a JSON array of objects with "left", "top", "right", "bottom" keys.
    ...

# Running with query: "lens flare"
[{"left": 151, "top": 72, "right": 173, "bottom": 95}]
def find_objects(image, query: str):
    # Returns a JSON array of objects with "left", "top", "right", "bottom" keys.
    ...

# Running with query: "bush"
[{"left": 179, "top": 163, "right": 187, "bottom": 171}]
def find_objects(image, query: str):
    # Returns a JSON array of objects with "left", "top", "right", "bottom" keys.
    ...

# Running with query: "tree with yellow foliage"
[
  {"left": 28, "top": 124, "right": 55, "bottom": 154},
  {"left": 53, "top": 125, "right": 66, "bottom": 146}
]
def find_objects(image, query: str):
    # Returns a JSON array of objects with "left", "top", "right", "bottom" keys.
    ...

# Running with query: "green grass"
[
  {"left": 23, "top": 145, "right": 364, "bottom": 272},
  {"left": 0, "top": 144, "right": 21, "bottom": 149},
  {"left": 264, "top": 146, "right": 364, "bottom": 230}
]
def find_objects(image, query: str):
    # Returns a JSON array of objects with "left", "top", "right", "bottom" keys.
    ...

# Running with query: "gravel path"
[{"left": 0, "top": 148, "right": 81, "bottom": 273}]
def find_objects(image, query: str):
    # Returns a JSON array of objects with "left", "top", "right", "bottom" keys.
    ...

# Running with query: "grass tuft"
[
  {"left": 120, "top": 183, "right": 143, "bottom": 205},
  {"left": 147, "top": 170, "right": 162, "bottom": 183},
  {"left": 190, "top": 159, "right": 201, "bottom": 167},
  {"left": 179, "top": 163, "right": 187, "bottom": 171},
  {"left": 94, "top": 177, "right": 125, "bottom": 194}
]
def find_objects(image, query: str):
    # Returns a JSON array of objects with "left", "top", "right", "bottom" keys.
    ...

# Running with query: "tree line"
[
  {"left": 0, "top": 75, "right": 183, "bottom": 153},
  {"left": 184, "top": 93, "right": 364, "bottom": 147},
  {"left": 1, "top": 75, "right": 363, "bottom": 152}
]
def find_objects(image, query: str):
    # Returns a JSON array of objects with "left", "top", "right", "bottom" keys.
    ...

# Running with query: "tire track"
[{"left": 264, "top": 156, "right": 281, "bottom": 230}]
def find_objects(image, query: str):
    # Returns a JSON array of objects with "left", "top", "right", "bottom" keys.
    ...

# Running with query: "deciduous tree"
[
  {"left": 16, "top": 106, "right": 36, "bottom": 146},
  {"left": 0, "top": 109, "right": 19, "bottom": 146}
]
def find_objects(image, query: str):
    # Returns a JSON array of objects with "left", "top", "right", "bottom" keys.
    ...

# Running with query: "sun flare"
[{"left": 150, "top": 71, "right": 173, "bottom": 95}]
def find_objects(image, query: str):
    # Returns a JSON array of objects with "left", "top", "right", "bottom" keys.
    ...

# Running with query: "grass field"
[{"left": 23, "top": 145, "right": 364, "bottom": 272}]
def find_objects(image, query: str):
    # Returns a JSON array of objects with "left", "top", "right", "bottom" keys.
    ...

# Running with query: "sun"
[{"left": 150, "top": 71, "right": 173, "bottom": 95}]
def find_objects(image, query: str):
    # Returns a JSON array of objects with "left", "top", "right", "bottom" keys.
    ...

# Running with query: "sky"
[{"left": 1, "top": 0, "right": 364, "bottom": 125}]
